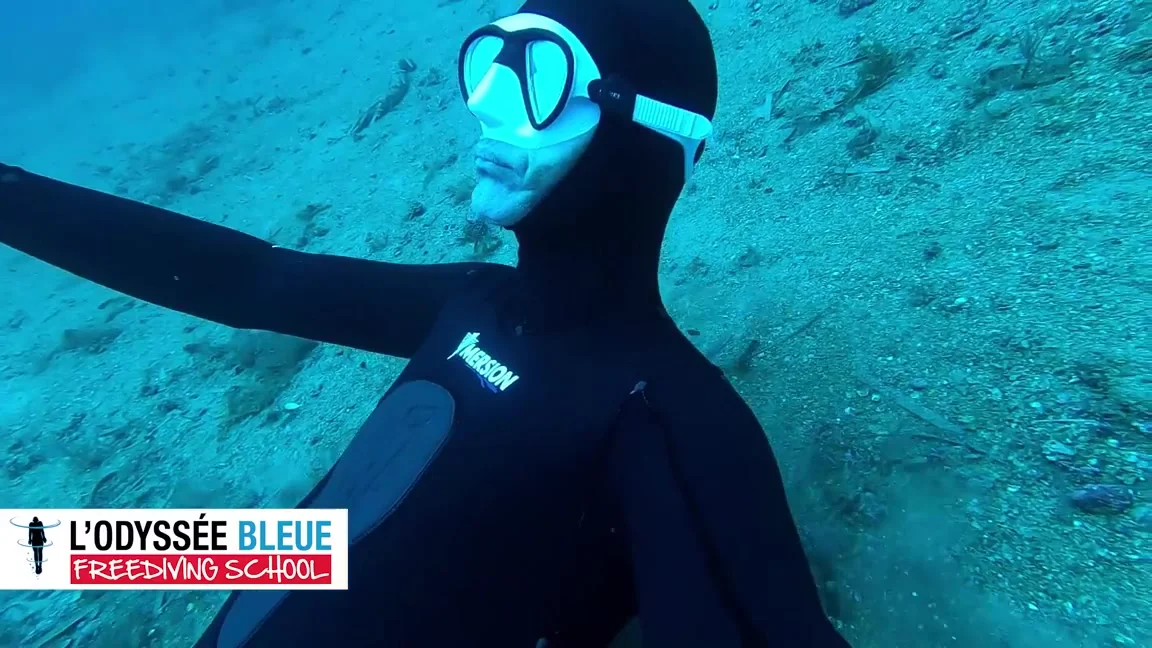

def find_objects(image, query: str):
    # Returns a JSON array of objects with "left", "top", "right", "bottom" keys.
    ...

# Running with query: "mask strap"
[{"left": 588, "top": 77, "right": 713, "bottom": 181}]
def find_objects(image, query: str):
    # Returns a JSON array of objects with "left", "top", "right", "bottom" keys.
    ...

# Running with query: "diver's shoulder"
[
  {"left": 628, "top": 318, "right": 760, "bottom": 424},
  {"left": 637, "top": 315, "right": 726, "bottom": 374},
  {"left": 463, "top": 261, "right": 516, "bottom": 282},
  {"left": 450, "top": 261, "right": 516, "bottom": 295}
]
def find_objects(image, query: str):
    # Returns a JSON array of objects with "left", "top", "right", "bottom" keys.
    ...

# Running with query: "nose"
[{"left": 466, "top": 64, "right": 522, "bottom": 129}]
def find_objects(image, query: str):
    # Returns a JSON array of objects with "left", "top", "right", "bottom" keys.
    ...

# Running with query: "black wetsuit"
[{"left": 0, "top": 1, "right": 850, "bottom": 646}]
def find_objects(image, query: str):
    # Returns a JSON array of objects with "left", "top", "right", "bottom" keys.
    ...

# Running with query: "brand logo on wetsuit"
[{"left": 447, "top": 332, "right": 520, "bottom": 393}]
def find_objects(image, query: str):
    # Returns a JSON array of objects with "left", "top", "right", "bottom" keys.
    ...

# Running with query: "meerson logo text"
[{"left": 447, "top": 332, "right": 520, "bottom": 392}]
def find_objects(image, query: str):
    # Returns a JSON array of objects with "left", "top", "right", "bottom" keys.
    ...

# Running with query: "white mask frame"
[{"left": 458, "top": 13, "right": 714, "bottom": 181}]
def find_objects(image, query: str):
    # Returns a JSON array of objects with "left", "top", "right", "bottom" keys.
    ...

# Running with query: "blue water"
[{"left": 1, "top": 0, "right": 1150, "bottom": 646}]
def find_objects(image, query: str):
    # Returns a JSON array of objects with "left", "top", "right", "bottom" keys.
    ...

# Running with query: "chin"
[
  {"left": 471, "top": 179, "right": 531, "bottom": 227},
  {"left": 470, "top": 203, "right": 527, "bottom": 228}
]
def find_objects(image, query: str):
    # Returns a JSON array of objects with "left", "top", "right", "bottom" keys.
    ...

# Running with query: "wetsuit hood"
[{"left": 504, "top": 0, "right": 718, "bottom": 327}]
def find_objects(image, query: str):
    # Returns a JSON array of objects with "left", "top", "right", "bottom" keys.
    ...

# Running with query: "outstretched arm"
[
  {"left": 0, "top": 163, "right": 498, "bottom": 358},
  {"left": 610, "top": 380, "right": 850, "bottom": 647}
]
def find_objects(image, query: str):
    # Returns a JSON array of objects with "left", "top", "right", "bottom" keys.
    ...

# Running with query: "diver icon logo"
[
  {"left": 10, "top": 515, "right": 60, "bottom": 576},
  {"left": 447, "top": 332, "right": 520, "bottom": 392}
]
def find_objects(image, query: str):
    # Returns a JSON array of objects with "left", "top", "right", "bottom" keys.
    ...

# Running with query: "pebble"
[
  {"left": 1131, "top": 505, "right": 1152, "bottom": 531},
  {"left": 1070, "top": 484, "right": 1134, "bottom": 514},
  {"left": 985, "top": 95, "right": 1019, "bottom": 119},
  {"left": 855, "top": 491, "right": 887, "bottom": 525},
  {"left": 909, "top": 377, "right": 930, "bottom": 390},
  {"left": 1055, "top": 391, "right": 1090, "bottom": 414},
  {"left": 1125, "top": 451, "right": 1152, "bottom": 479},
  {"left": 1043, "top": 440, "right": 1076, "bottom": 461},
  {"left": 1070, "top": 465, "right": 1103, "bottom": 480}
]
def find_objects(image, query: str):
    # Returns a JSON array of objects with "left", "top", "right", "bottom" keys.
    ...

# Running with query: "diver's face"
[
  {"left": 461, "top": 15, "right": 600, "bottom": 228},
  {"left": 469, "top": 131, "right": 593, "bottom": 228}
]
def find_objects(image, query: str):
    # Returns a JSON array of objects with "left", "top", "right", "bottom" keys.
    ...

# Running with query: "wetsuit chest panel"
[
  {"left": 217, "top": 380, "right": 455, "bottom": 648},
  {"left": 408, "top": 298, "right": 639, "bottom": 476},
  {"left": 205, "top": 292, "right": 644, "bottom": 647},
  {"left": 310, "top": 379, "right": 456, "bottom": 542}
]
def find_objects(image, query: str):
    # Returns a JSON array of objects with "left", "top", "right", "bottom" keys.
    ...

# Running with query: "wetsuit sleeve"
[
  {"left": 0, "top": 163, "right": 496, "bottom": 358},
  {"left": 609, "top": 383, "right": 850, "bottom": 647}
]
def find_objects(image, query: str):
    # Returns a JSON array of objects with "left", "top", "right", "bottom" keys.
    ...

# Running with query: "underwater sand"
[{"left": 1, "top": 0, "right": 1150, "bottom": 645}]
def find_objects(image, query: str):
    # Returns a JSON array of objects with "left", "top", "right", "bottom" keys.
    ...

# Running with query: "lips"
[
  {"left": 474, "top": 140, "right": 524, "bottom": 176},
  {"left": 476, "top": 151, "right": 513, "bottom": 170}
]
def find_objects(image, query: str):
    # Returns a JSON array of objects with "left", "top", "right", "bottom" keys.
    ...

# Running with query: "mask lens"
[
  {"left": 463, "top": 35, "right": 503, "bottom": 96},
  {"left": 524, "top": 39, "right": 569, "bottom": 125}
]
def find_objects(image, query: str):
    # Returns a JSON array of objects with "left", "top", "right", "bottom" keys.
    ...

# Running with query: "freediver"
[
  {"left": 0, "top": 0, "right": 851, "bottom": 645},
  {"left": 28, "top": 516, "right": 46, "bottom": 575}
]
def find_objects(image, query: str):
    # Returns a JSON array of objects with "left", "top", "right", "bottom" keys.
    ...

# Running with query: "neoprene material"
[
  {"left": 0, "top": 0, "right": 852, "bottom": 646},
  {"left": 218, "top": 380, "right": 456, "bottom": 648}
]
